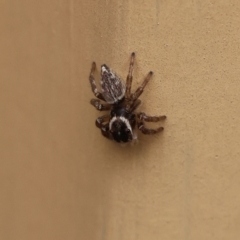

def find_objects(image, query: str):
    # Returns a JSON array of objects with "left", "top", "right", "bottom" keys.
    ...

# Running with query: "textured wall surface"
[{"left": 1, "top": 0, "right": 240, "bottom": 239}]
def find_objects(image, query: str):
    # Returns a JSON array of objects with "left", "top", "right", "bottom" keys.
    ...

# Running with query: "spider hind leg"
[
  {"left": 126, "top": 52, "right": 135, "bottom": 99},
  {"left": 131, "top": 71, "right": 153, "bottom": 102},
  {"left": 89, "top": 62, "right": 105, "bottom": 101}
]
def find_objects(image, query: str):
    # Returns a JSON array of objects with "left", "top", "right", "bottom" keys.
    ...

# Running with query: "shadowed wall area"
[{"left": 1, "top": 1, "right": 240, "bottom": 239}]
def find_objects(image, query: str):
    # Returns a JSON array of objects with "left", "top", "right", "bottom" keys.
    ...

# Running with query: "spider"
[{"left": 89, "top": 52, "right": 166, "bottom": 143}]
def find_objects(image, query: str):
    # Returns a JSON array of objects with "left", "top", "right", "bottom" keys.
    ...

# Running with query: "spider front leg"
[
  {"left": 90, "top": 99, "right": 112, "bottom": 111},
  {"left": 95, "top": 114, "right": 113, "bottom": 140},
  {"left": 137, "top": 112, "right": 166, "bottom": 122},
  {"left": 137, "top": 112, "right": 166, "bottom": 134},
  {"left": 131, "top": 71, "right": 153, "bottom": 102},
  {"left": 125, "top": 52, "right": 135, "bottom": 99},
  {"left": 89, "top": 62, "right": 105, "bottom": 101}
]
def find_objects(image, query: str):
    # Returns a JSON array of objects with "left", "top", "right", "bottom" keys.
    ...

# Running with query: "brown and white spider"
[{"left": 89, "top": 52, "right": 166, "bottom": 143}]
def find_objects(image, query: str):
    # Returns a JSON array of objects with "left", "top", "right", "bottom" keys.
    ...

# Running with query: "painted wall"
[{"left": 1, "top": 1, "right": 240, "bottom": 239}]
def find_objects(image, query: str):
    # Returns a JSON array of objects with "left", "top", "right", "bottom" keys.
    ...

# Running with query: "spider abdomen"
[{"left": 101, "top": 64, "right": 126, "bottom": 104}]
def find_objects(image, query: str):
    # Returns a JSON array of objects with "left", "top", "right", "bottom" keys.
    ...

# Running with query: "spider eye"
[{"left": 111, "top": 120, "right": 132, "bottom": 143}]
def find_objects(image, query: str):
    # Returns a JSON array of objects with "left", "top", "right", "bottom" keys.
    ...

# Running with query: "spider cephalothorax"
[{"left": 89, "top": 52, "right": 166, "bottom": 143}]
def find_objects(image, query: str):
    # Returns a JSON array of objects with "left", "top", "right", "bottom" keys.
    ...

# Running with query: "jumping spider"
[{"left": 89, "top": 52, "right": 166, "bottom": 143}]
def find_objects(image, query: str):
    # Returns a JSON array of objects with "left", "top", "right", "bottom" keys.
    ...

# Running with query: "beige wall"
[{"left": 1, "top": 0, "right": 240, "bottom": 239}]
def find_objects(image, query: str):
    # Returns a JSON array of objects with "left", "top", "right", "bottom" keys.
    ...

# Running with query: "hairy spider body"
[
  {"left": 109, "top": 104, "right": 136, "bottom": 142},
  {"left": 89, "top": 52, "right": 166, "bottom": 143}
]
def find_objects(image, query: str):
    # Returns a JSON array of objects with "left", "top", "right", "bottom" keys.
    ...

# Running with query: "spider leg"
[
  {"left": 137, "top": 112, "right": 166, "bottom": 122},
  {"left": 90, "top": 99, "right": 112, "bottom": 111},
  {"left": 137, "top": 112, "right": 166, "bottom": 134},
  {"left": 95, "top": 114, "right": 109, "bottom": 128},
  {"left": 95, "top": 115, "right": 113, "bottom": 140},
  {"left": 101, "top": 124, "right": 113, "bottom": 140},
  {"left": 89, "top": 62, "right": 105, "bottom": 101},
  {"left": 138, "top": 123, "right": 164, "bottom": 134},
  {"left": 125, "top": 52, "right": 135, "bottom": 99},
  {"left": 129, "top": 99, "right": 141, "bottom": 112},
  {"left": 131, "top": 71, "right": 153, "bottom": 102}
]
